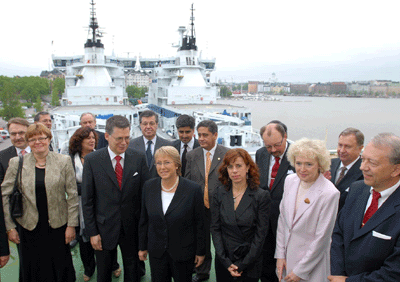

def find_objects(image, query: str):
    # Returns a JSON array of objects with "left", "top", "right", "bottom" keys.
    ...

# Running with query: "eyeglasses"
[
  {"left": 141, "top": 122, "right": 157, "bottom": 127},
  {"left": 265, "top": 137, "right": 284, "bottom": 150},
  {"left": 155, "top": 161, "right": 173, "bottom": 167},
  {"left": 110, "top": 135, "right": 130, "bottom": 143},
  {"left": 10, "top": 131, "right": 26, "bottom": 137},
  {"left": 28, "top": 137, "right": 48, "bottom": 143}
]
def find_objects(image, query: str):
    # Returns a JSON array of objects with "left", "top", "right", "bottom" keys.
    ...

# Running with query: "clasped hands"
[{"left": 138, "top": 250, "right": 204, "bottom": 268}]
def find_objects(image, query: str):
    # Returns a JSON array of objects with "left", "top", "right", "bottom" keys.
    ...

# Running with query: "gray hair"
[
  {"left": 139, "top": 110, "right": 158, "bottom": 124},
  {"left": 80, "top": 112, "right": 96, "bottom": 121},
  {"left": 339, "top": 127, "right": 364, "bottom": 146},
  {"left": 105, "top": 115, "right": 130, "bottom": 135},
  {"left": 370, "top": 133, "right": 400, "bottom": 165},
  {"left": 287, "top": 138, "right": 331, "bottom": 173},
  {"left": 154, "top": 146, "right": 182, "bottom": 176},
  {"left": 197, "top": 120, "right": 218, "bottom": 134},
  {"left": 34, "top": 111, "right": 50, "bottom": 122}
]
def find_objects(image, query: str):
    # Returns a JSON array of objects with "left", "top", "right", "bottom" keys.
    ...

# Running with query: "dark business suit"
[
  {"left": 94, "top": 130, "right": 108, "bottom": 149},
  {"left": 211, "top": 186, "right": 271, "bottom": 281},
  {"left": 330, "top": 157, "right": 363, "bottom": 211},
  {"left": 255, "top": 144, "right": 294, "bottom": 282},
  {"left": 331, "top": 180, "right": 400, "bottom": 281},
  {"left": 0, "top": 145, "right": 18, "bottom": 184},
  {"left": 82, "top": 147, "right": 149, "bottom": 282},
  {"left": 185, "top": 144, "right": 229, "bottom": 277},
  {"left": 129, "top": 135, "right": 172, "bottom": 179},
  {"left": 172, "top": 138, "right": 200, "bottom": 176},
  {"left": 139, "top": 177, "right": 206, "bottom": 282}
]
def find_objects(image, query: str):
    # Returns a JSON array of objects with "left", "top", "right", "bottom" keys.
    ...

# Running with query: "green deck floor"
[{"left": 1, "top": 242, "right": 217, "bottom": 281}]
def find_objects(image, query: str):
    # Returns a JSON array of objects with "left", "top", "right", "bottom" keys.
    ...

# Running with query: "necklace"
[
  {"left": 233, "top": 188, "right": 246, "bottom": 203},
  {"left": 161, "top": 177, "right": 179, "bottom": 192},
  {"left": 36, "top": 162, "right": 46, "bottom": 168}
]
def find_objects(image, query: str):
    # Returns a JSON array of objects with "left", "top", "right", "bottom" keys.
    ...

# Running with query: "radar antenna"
[
  {"left": 84, "top": 0, "right": 104, "bottom": 48},
  {"left": 179, "top": 3, "right": 197, "bottom": 51}
]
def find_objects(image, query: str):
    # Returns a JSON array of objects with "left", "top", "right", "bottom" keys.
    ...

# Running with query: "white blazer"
[{"left": 275, "top": 173, "right": 339, "bottom": 281}]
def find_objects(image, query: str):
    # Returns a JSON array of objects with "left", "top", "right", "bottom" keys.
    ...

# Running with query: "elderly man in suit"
[
  {"left": 79, "top": 112, "right": 108, "bottom": 149},
  {"left": 82, "top": 115, "right": 149, "bottom": 282},
  {"left": 129, "top": 110, "right": 171, "bottom": 179},
  {"left": 185, "top": 119, "right": 229, "bottom": 282},
  {"left": 327, "top": 128, "right": 364, "bottom": 211},
  {"left": 172, "top": 114, "right": 200, "bottom": 176},
  {"left": 329, "top": 133, "right": 400, "bottom": 282},
  {"left": 255, "top": 121, "right": 295, "bottom": 282}
]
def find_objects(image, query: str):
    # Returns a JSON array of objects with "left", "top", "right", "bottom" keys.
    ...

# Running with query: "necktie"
[
  {"left": 20, "top": 150, "right": 27, "bottom": 156},
  {"left": 115, "top": 156, "right": 123, "bottom": 189},
  {"left": 146, "top": 140, "right": 153, "bottom": 168},
  {"left": 336, "top": 167, "right": 347, "bottom": 185},
  {"left": 181, "top": 144, "right": 188, "bottom": 176},
  {"left": 204, "top": 151, "right": 212, "bottom": 209},
  {"left": 362, "top": 190, "right": 381, "bottom": 227},
  {"left": 270, "top": 156, "right": 280, "bottom": 189}
]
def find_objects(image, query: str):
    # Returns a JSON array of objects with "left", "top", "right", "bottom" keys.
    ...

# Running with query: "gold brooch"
[{"left": 304, "top": 198, "right": 310, "bottom": 204}]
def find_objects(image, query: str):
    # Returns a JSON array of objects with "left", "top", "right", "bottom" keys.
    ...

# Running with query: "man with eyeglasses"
[
  {"left": 0, "top": 117, "right": 30, "bottom": 278},
  {"left": 82, "top": 115, "right": 149, "bottom": 282},
  {"left": 256, "top": 120, "right": 295, "bottom": 282},
  {"left": 34, "top": 111, "right": 54, "bottom": 151},
  {"left": 129, "top": 110, "right": 172, "bottom": 178}
]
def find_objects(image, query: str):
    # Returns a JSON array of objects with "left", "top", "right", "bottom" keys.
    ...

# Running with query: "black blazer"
[
  {"left": 330, "top": 157, "right": 363, "bottom": 211},
  {"left": 129, "top": 135, "right": 172, "bottom": 179},
  {"left": 211, "top": 186, "right": 271, "bottom": 276},
  {"left": 82, "top": 147, "right": 149, "bottom": 250},
  {"left": 94, "top": 130, "right": 108, "bottom": 149},
  {"left": 255, "top": 145, "right": 294, "bottom": 236},
  {"left": 172, "top": 138, "right": 200, "bottom": 154},
  {"left": 139, "top": 177, "right": 205, "bottom": 262},
  {"left": 0, "top": 146, "right": 17, "bottom": 185}
]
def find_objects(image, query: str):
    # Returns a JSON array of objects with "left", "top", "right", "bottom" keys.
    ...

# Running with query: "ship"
[{"left": 51, "top": 1, "right": 262, "bottom": 153}]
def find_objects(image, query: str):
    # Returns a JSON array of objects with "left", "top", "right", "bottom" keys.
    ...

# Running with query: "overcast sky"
[{"left": 1, "top": 0, "right": 400, "bottom": 83}]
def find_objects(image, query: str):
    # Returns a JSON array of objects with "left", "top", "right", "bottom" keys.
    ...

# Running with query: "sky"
[{"left": 1, "top": 0, "right": 400, "bottom": 83}]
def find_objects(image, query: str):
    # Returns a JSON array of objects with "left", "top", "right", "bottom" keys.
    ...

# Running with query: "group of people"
[{"left": 0, "top": 109, "right": 399, "bottom": 282}]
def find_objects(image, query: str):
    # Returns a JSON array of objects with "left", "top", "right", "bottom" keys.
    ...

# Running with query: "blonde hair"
[
  {"left": 287, "top": 138, "right": 331, "bottom": 173},
  {"left": 154, "top": 146, "right": 182, "bottom": 176}
]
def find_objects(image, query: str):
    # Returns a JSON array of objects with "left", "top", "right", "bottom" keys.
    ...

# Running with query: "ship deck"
[
  {"left": 52, "top": 105, "right": 136, "bottom": 115},
  {"left": 166, "top": 103, "right": 248, "bottom": 111}
]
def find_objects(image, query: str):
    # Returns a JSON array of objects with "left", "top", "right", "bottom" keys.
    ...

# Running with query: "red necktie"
[
  {"left": 362, "top": 190, "right": 381, "bottom": 227},
  {"left": 270, "top": 156, "right": 280, "bottom": 189},
  {"left": 20, "top": 150, "right": 27, "bottom": 156},
  {"left": 115, "top": 156, "right": 123, "bottom": 189}
]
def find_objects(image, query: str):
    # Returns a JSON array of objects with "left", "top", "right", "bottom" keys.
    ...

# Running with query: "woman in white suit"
[{"left": 275, "top": 138, "right": 340, "bottom": 282}]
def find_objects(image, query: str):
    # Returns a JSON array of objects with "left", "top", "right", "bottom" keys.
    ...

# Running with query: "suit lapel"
[
  {"left": 285, "top": 176, "right": 300, "bottom": 227},
  {"left": 271, "top": 151, "right": 290, "bottom": 192},
  {"left": 165, "top": 177, "right": 186, "bottom": 216},
  {"left": 353, "top": 185, "right": 400, "bottom": 240},
  {"left": 99, "top": 149, "right": 120, "bottom": 191},
  {"left": 221, "top": 188, "right": 241, "bottom": 231},
  {"left": 293, "top": 174, "right": 324, "bottom": 225},
  {"left": 235, "top": 188, "right": 254, "bottom": 218},
  {"left": 209, "top": 145, "right": 224, "bottom": 174},
  {"left": 330, "top": 159, "right": 341, "bottom": 184},
  {"left": 121, "top": 150, "right": 133, "bottom": 190},
  {"left": 196, "top": 149, "right": 206, "bottom": 179}
]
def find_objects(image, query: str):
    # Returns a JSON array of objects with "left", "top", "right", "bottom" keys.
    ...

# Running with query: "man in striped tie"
[
  {"left": 330, "top": 133, "right": 400, "bottom": 282},
  {"left": 255, "top": 121, "right": 295, "bottom": 282}
]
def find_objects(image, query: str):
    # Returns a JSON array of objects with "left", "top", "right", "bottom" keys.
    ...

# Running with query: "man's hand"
[
  {"left": 7, "top": 229, "right": 19, "bottom": 244},
  {"left": 90, "top": 234, "right": 103, "bottom": 251},
  {"left": 194, "top": 255, "right": 205, "bottom": 268},
  {"left": 0, "top": 255, "right": 9, "bottom": 268},
  {"left": 328, "top": 275, "right": 348, "bottom": 282},
  {"left": 65, "top": 226, "right": 76, "bottom": 244},
  {"left": 138, "top": 250, "right": 148, "bottom": 261},
  {"left": 323, "top": 170, "right": 332, "bottom": 180}
]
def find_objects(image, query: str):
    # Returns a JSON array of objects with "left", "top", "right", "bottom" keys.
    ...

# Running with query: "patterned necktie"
[
  {"left": 336, "top": 167, "right": 347, "bottom": 185},
  {"left": 204, "top": 151, "right": 212, "bottom": 209},
  {"left": 181, "top": 144, "right": 188, "bottom": 176},
  {"left": 146, "top": 140, "right": 153, "bottom": 168},
  {"left": 362, "top": 190, "right": 381, "bottom": 227},
  {"left": 115, "top": 156, "right": 123, "bottom": 189},
  {"left": 20, "top": 150, "right": 27, "bottom": 156},
  {"left": 270, "top": 156, "right": 280, "bottom": 189}
]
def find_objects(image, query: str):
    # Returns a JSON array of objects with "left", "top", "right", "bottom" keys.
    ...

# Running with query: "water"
[{"left": 219, "top": 96, "right": 400, "bottom": 149}]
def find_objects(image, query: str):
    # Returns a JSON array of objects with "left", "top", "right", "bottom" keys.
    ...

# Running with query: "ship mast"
[
  {"left": 179, "top": 3, "right": 197, "bottom": 51},
  {"left": 84, "top": 0, "right": 104, "bottom": 48}
]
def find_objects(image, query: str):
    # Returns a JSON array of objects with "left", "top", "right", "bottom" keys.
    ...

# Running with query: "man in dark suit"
[
  {"left": 82, "top": 115, "right": 149, "bottom": 282},
  {"left": 80, "top": 112, "right": 108, "bottom": 149},
  {"left": 172, "top": 114, "right": 200, "bottom": 176},
  {"left": 0, "top": 118, "right": 30, "bottom": 279},
  {"left": 328, "top": 128, "right": 364, "bottom": 211},
  {"left": 185, "top": 120, "right": 229, "bottom": 282},
  {"left": 129, "top": 110, "right": 172, "bottom": 178},
  {"left": 256, "top": 121, "right": 295, "bottom": 282},
  {"left": 329, "top": 133, "right": 400, "bottom": 282},
  {"left": 34, "top": 111, "right": 54, "bottom": 151}
]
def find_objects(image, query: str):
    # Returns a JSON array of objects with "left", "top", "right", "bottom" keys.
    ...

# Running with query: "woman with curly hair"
[
  {"left": 211, "top": 148, "right": 271, "bottom": 281},
  {"left": 69, "top": 127, "right": 121, "bottom": 281}
]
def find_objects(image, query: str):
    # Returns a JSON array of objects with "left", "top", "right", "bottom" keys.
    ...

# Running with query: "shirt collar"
[
  {"left": 371, "top": 178, "right": 400, "bottom": 201},
  {"left": 108, "top": 146, "right": 125, "bottom": 160},
  {"left": 181, "top": 137, "right": 195, "bottom": 150},
  {"left": 143, "top": 135, "right": 157, "bottom": 145},
  {"left": 340, "top": 156, "right": 360, "bottom": 170},
  {"left": 203, "top": 143, "right": 217, "bottom": 157},
  {"left": 16, "top": 146, "right": 31, "bottom": 155}
]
